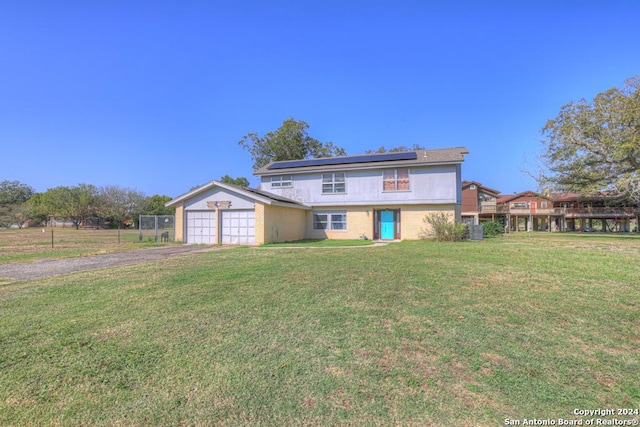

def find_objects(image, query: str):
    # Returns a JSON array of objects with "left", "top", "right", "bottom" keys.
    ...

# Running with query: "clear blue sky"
[{"left": 2, "top": 1, "right": 639, "bottom": 197}]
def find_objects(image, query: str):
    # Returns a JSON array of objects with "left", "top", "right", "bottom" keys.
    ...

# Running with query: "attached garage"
[
  {"left": 186, "top": 211, "right": 216, "bottom": 244},
  {"left": 221, "top": 209, "right": 255, "bottom": 245},
  {"left": 166, "top": 180, "right": 308, "bottom": 245}
]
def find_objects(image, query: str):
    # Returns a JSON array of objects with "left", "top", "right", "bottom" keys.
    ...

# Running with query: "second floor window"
[
  {"left": 271, "top": 176, "right": 292, "bottom": 188},
  {"left": 383, "top": 169, "right": 410, "bottom": 191},
  {"left": 322, "top": 173, "right": 346, "bottom": 193}
]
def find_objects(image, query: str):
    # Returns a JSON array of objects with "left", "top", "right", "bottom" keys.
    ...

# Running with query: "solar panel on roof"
[
  {"left": 242, "top": 187, "right": 303, "bottom": 205},
  {"left": 267, "top": 151, "right": 417, "bottom": 170}
]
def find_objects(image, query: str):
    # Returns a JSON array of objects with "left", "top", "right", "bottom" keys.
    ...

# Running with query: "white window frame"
[
  {"left": 322, "top": 173, "right": 346, "bottom": 194},
  {"left": 313, "top": 211, "right": 347, "bottom": 231},
  {"left": 271, "top": 175, "right": 292, "bottom": 188}
]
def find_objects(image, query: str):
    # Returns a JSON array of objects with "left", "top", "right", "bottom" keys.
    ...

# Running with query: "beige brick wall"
[
  {"left": 257, "top": 203, "right": 307, "bottom": 244},
  {"left": 174, "top": 204, "right": 184, "bottom": 242},
  {"left": 179, "top": 202, "right": 459, "bottom": 244},
  {"left": 254, "top": 203, "right": 265, "bottom": 245},
  {"left": 306, "top": 204, "right": 458, "bottom": 240},
  {"left": 401, "top": 204, "right": 455, "bottom": 239},
  {"left": 306, "top": 207, "right": 373, "bottom": 240}
]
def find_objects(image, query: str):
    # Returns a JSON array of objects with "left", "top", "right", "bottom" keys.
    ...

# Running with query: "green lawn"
[
  {"left": 262, "top": 238, "right": 374, "bottom": 247},
  {"left": 1, "top": 233, "right": 639, "bottom": 426}
]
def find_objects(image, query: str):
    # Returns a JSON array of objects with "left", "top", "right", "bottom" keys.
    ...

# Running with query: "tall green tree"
[
  {"left": 35, "top": 184, "right": 99, "bottom": 229},
  {"left": 220, "top": 175, "right": 250, "bottom": 187},
  {"left": 239, "top": 117, "right": 346, "bottom": 171},
  {"left": 538, "top": 76, "right": 640, "bottom": 203},
  {"left": 365, "top": 144, "right": 426, "bottom": 154},
  {"left": 0, "top": 180, "right": 34, "bottom": 228},
  {"left": 144, "top": 194, "right": 175, "bottom": 216},
  {"left": 26, "top": 193, "right": 49, "bottom": 225},
  {"left": 98, "top": 185, "right": 147, "bottom": 228}
]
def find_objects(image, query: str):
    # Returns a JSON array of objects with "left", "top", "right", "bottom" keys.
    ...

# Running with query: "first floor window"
[
  {"left": 383, "top": 168, "right": 410, "bottom": 191},
  {"left": 313, "top": 211, "right": 347, "bottom": 230}
]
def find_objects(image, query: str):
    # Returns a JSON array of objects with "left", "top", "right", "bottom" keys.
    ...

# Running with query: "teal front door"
[{"left": 380, "top": 210, "right": 395, "bottom": 240}]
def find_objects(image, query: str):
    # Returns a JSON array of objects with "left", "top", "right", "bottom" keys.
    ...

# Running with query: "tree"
[
  {"left": 239, "top": 117, "right": 346, "bottom": 171},
  {"left": 144, "top": 194, "right": 175, "bottom": 216},
  {"left": 365, "top": 144, "right": 426, "bottom": 154},
  {"left": 220, "top": 175, "right": 250, "bottom": 187},
  {"left": 35, "top": 184, "right": 99, "bottom": 229},
  {"left": 0, "top": 180, "right": 34, "bottom": 228},
  {"left": 26, "top": 193, "right": 50, "bottom": 225},
  {"left": 538, "top": 76, "right": 640, "bottom": 203},
  {"left": 98, "top": 185, "right": 147, "bottom": 228}
]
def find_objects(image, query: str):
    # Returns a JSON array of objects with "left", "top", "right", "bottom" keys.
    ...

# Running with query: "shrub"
[
  {"left": 420, "top": 212, "right": 467, "bottom": 242},
  {"left": 480, "top": 220, "right": 505, "bottom": 238}
]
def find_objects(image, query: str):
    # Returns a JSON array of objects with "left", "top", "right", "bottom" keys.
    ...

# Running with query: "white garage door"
[
  {"left": 222, "top": 210, "right": 255, "bottom": 245},
  {"left": 186, "top": 211, "right": 216, "bottom": 244}
]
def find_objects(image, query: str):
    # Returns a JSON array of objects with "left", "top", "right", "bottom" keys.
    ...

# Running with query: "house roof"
[
  {"left": 496, "top": 191, "right": 553, "bottom": 205},
  {"left": 548, "top": 192, "right": 617, "bottom": 202},
  {"left": 461, "top": 180, "right": 501, "bottom": 196},
  {"left": 165, "top": 180, "right": 310, "bottom": 209},
  {"left": 548, "top": 192, "right": 583, "bottom": 202},
  {"left": 254, "top": 147, "right": 469, "bottom": 176}
]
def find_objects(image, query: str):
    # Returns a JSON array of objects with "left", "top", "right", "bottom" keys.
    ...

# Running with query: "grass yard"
[
  {"left": 0, "top": 228, "right": 175, "bottom": 264},
  {"left": 1, "top": 233, "right": 639, "bottom": 426},
  {"left": 262, "top": 238, "right": 375, "bottom": 247}
]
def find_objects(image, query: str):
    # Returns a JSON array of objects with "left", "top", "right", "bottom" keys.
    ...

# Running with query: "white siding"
[
  {"left": 184, "top": 187, "right": 255, "bottom": 210},
  {"left": 259, "top": 165, "right": 459, "bottom": 206}
]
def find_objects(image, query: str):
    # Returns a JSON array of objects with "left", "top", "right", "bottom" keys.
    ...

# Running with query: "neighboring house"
[
  {"left": 551, "top": 192, "right": 639, "bottom": 232},
  {"left": 461, "top": 181, "right": 501, "bottom": 225},
  {"left": 166, "top": 148, "right": 469, "bottom": 244},
  {"left": 497, "top": 191, "right": 562, "bottom": 232},
  {"left": 462, "top": 185, "right": 564, "bottom": 232},
  {"left": 497, "top": 191, "right": 640, "bottom": 233}
]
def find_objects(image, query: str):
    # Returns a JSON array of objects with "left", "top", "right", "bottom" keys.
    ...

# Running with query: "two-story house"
[
  {"left": 460, "top": 181, "right": 501, "bottom": 225},
  {"left": 551, "top": 192, "right": 639, "bottom": 232},
  {"left": 497, "top": 191, "right": 563, "bottom": 232},
  {"left": 166, "top": 147, "right": 468, "bottom": 244},
  {"left": 461, "top": 185, "right": 640, "bottom": 233}
]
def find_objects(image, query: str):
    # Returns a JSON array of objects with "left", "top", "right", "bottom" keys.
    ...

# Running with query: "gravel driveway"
[{"left": 0, "top": 245, "right": 227, "bottom": 283}]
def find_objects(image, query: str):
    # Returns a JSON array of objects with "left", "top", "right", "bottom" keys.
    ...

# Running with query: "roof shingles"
[{"left": 254, "top": 148, "right": 469, "bottom": 175}]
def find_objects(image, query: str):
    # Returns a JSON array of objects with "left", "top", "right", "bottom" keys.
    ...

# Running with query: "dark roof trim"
[
  {"left": 462, "top": 180, "right": 501, "bottom": 196},
  {"left": 497, "top": 191, "right": 553, "bottom": 204},
  {"left": 267, "top": 152, "right": 417, "bottom": 170},
  {"left": 165, "top": 181, "right": 310, "bottom": 209}
]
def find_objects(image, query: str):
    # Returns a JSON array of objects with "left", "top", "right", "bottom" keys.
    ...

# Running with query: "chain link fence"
[{"left": 138, "top": 215, "right": 175, "bottom": 242}]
